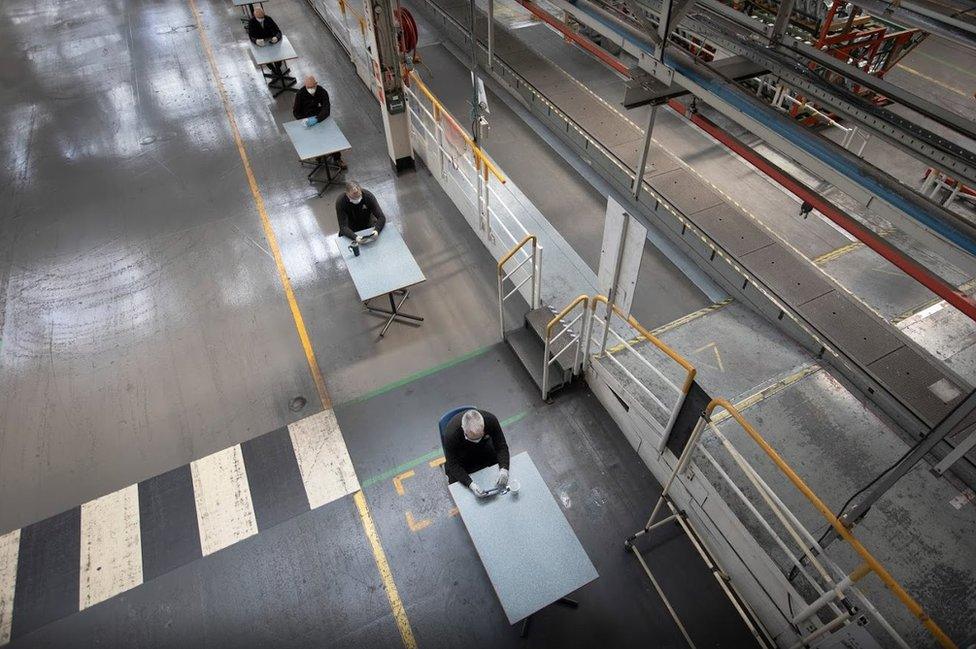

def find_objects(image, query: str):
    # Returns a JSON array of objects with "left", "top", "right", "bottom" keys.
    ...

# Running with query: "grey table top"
[
  {"left": 283, "top": 118, "right": 352, "bottom": 162},
  {"left": 337, "top": 228, "right": 426, "bottom": 301},
  {"left": 248, "top": 34, "right": 297, "bottom": 66},
  {"left": 449, "top": 452, "right": 598, "bottom": 624}
]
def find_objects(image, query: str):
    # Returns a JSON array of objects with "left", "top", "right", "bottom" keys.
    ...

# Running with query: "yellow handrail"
[
  {"left": 404, "top": 70, "right": 507, "bottom": 184},
  {"left": 497, "top": 234, "right": 536, "bottom": 273},
  {"left": 590, "top": 295, "right": 696, "bottom": 394},
  {"left": 705, "top": 398, "right": 957, "bottom": 649},
  {"left": 546, "top": 295, "right": 588, "bottom": 337}
]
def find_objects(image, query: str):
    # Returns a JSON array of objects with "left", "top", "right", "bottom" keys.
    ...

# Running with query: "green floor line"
[
  {"left": 360, "top": 410, "right": 530, "bottom": 488},
  {"left": 340, "top": 344, "right": 496, "bottom": 406}
]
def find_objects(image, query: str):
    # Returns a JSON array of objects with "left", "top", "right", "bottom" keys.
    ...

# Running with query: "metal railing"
[
  {"left": 585, "top": 295, "right": 696, "bottom": 445},
  {"left": 541, "top": 295, "right": 588, "bottom": 400},
  {"left": 497, "top": 235, "right": 542, "bottom": 339}
]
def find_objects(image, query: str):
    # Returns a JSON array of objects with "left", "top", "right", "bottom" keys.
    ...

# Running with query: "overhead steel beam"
[
  {"left": 555, "top": 0, "right": 976, "bottom": 269},
  {"left": 851, "top": 0, "right": 976, "bottom": 51}
]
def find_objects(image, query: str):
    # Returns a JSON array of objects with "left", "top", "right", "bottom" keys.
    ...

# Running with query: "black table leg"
[
  {"left": 265, "top": 62, "right": 296, "bottom": 97},
  {"left": 363, "top": 289, "right": 424, "bottom": 337},
  {"left": 305, "top": 156, "right": 345, "bottom": 196},
  {"left": 518, "top": 597, "right": 579, "bottom": 638}
]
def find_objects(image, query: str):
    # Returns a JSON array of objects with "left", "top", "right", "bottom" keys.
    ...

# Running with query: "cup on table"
[{"left": 350, "top": 242, "right": 360, "bottom": 257}]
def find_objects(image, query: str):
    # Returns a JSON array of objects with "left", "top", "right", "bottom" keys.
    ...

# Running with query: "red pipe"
[
  {"left": 513, "top": 0, "right": 632, "bottom": 76},
  {"left": 506, "top": 1, "right": 976, "bottom": 322},
  {"left": 668, "top": 100, "right": 976, "bottom": 322}
]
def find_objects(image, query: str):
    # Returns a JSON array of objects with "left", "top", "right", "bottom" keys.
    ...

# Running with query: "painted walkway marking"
[
  {"left": 289, "top": 409, "right": 361, "bottom": 509},
  {"left": 185, "top": 0, "right": 414, "bottom": 644},
  {"left": 79, "top": 485, "right": 143, "bottom": 609},
  {"left": 0, "top": 530, "right": 19, "bottom": 645},
  {"left": 190, "top": 446, "right": 259, "bottom": 557}
]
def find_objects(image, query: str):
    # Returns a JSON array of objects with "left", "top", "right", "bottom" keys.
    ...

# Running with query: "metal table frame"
[
  {"left": 302, "top": 155, "right": 343, "bottom": 196},
  {"left": 262, "top": 60, "right": 296, "bottom": 97},
  {"left": 363, "top": 287, "right": 425, "bottom": 338}
]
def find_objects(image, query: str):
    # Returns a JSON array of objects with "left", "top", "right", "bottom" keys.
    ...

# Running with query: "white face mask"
[
  {"left": 306, "top": 85, "right": 318, "bottom": 94},
  {"left": 349, "top": 195, "right": 362, "bottom": 205}
]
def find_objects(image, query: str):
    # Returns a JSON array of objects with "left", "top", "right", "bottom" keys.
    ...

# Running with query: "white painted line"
[
  {"left": 79, "top": 485, "right": 144, "bottom": 609},
  {"left": 289, "top": 409, "right": 360, "bottom": 509},
  {"left": 0, "top": 529, "right": 19, "bottom": 645},
  {"left": 191, "top": 445, "right": 258, "bottom": 556}
]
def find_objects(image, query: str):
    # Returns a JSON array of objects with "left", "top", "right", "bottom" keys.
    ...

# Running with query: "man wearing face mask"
[
  {"left": 336, "top": 181, "right": 386, "bottom": 242},
  {"left": 443, "top": 409, "right": 510, "bottom": 498},
  {"left": 247, "top": 8, "right": 284, "bottom": 75},
  {"left": 294, "top": 75, "right": 346, "bottom": 168}
]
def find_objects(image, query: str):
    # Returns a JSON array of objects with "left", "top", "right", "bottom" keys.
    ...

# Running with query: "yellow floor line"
[
  {"left": 712, "top": 363, "right": 822, "bottom": 424},
  {"left": 186, "top": 2, "right": 415, "bottom": 646},
  {"left": 897, "top": 64, "right": 971, "bottom": 97},
  {"left": 606, "top": 298, "right": 733, "bottom": 354}
]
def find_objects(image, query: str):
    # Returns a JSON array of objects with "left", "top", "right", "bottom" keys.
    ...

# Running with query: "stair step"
[
  {"left": 504, "top": 327, "right": 574, "bottom": 397},
  {"left": 524, "top": 306, "right": 578, "bottom": 375}
]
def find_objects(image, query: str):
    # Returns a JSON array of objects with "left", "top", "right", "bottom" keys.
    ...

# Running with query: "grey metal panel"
[
  {"left": 337, "top": 229, "right": 426, "bottom": 301},
  {"left": 868, "top": 347, "right": 967, "bottom": 426},
  {"left": 449, "top": 452, "right": 599, "bottom": 624},
  {"left": 692, "top": 204, "right": 776, "bottom": 257},
  {"left": 797, "top": 292, "right": 904, "bottom": 365},
  {"left": 740, "top": 244, "right": 835, "bottom": 306},
  {"left": 607, "top": 140, "right": 682, "bottom": 179},
  {"left": 650, "top": 168, "right": 725, "bottom": 215}
]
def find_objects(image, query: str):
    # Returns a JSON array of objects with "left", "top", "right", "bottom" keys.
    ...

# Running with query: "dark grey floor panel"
[
  {"left": 740, "top": 244, "right": 835, "bottom": 306},
  {"left": 139, "top": 465, "right": 202, "bottom": 582},
  {"left": 650, "top": 168, "right": 725, "bottom": 216},
  {"left": 868, "top": 346, "right": 967, "bottom": 425},
  {"left": 240, "top": 427, "right": 310, "bottom": 531},
  {"left": 797, "top": 292, "right": 904, "bottom": 366},
  {"left": 9, "top": 498, "right": 402, "bottom": 649},
  {"left": 692, "top": 204, "right": 777, "bottom": 258},
  {"left": 11, "top": 510, "right": 81, "bottom": 641},
  {"left": 608, "top": 140, "right": 682, "bottom": 178}
]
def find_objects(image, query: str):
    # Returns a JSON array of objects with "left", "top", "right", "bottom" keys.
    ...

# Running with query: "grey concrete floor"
[{"left": 0, "top": 0, "right": 502, "bottom": 532}]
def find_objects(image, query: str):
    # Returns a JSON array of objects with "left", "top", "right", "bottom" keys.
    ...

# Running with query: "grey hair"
[
  {"left": 344, "top": 180, "right": 361, "bottom": 194},
  {"left": 461, "top": 410, "right": 484, "bottom": 436}
]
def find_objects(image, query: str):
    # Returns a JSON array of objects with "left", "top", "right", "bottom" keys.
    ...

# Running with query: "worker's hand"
[
  {"left": 355, "top": 235, "right": 364, "bottom": 243},
  {"left": 496, "top": 468, "right": 509, "bottom": 488},
  {"left": 256, "top": 38, "right": 265, "bottom": 46},
  {"left": 469, "top": 482, "right": 487, "bottom": 498},
  {"left": 305, "top": 116, "right": 318, "bottom": 127},
  {"left": 270, "top": 36, "right": 279, "bottom": 43}
]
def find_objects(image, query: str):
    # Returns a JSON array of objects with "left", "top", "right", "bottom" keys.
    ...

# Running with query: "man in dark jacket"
[
  {"left": 294, "top": 75, "right": 345, "bottom": 167},
  {"left": 442, "top": 409, "right": 511, "bottom": 497},
  {"left": 247, "top": 8, "right": 283, "bottom": 74},
  {"left": 336, "top": 181, "right": 386, "bottom": 241}
]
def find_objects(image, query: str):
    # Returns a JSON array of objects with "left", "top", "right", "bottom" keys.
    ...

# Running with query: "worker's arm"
[
  {"left": 484, "top": 413, "right": 510, "bottom": 471},
  {"left": 246, "top": 18, "right": 260, "bottom": 43},
  {"left": 293, "top": 92, "right": 308, "bottom": 120},
  {"left": 364, "top": 192, "right": 386, "bottom": 233},
  {"left": 336, "top": 200, "right": 357, "bottom": 240},
  {"left": 444, "top": 436, "right": 472, "bottom": 487},
  {"left": 267, "top": 16, "right": 282, "bottom": 40},
  {"left": 315, "top": 88, "right": 332, "bottom": 122}
]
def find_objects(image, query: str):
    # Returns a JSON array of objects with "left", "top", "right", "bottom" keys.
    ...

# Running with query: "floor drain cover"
[{"left": 289, "top": 396, "right": 307, "bottom": 412}]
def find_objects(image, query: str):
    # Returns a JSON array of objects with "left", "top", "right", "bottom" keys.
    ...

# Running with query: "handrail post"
[{"left": 532, "top": 242, "right": 541, "bottom": 310}]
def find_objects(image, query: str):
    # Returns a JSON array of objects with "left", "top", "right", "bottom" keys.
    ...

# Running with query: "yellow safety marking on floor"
[
  {"left": 606, "top": 298, "right": 733, "bottom": 355},
  {"left": 428, "top": 456, "right": 446, "bottom": 468},
  {"left": 0, "top": 530, "right": 19, "bottom": 646},
  {"left": 191, "top": 445, "right": 259, "bottom": 557},
  {"left": 814, "top": 241, "right": 863, "bottom": 265},
  {"left": 694, "top": 342, "right": 724, "bottom": 372},
  {"left": 288, "top": 409, "right": 360, "bottom": 509},
  {"left": 897, "top": 64, "right": 971, "bottom": 97},
  {"left": 712, "top": 363, "right": 822, "bottom": 424},
  {"left": 79, "top": 485, "right": 144, "bottom": 609},
  {"left": 186, "top": 0, "right": 330, "bottom": 410},
  {"left": 393, "top": 470, "right": 416, "bottom": 496},
  {"left": 405, "top": 511, "right": 432, "bottom": 532},
  {"left": 354, "top": 491, "right": 418, "bottom": 648},
  {"left": 187, "top": 2, "right": 414, "bottom": 645}
]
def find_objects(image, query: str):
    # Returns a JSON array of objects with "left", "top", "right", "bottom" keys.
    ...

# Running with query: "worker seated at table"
[
  {"left": 443, "top": 409, "right": 511, "bottom": 498},
  {"left": 293, "top": 75, "right": 346, "bottom": 168},
  {"left": 247, "top": 8, "right": 283, "bottom": 74},
  {"left": 336, "top": 181, "right": 386, "bottom": 242}
]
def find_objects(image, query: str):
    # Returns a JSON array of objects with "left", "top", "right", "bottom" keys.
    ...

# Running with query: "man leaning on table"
[
  {"left": 444, "top": 409, "right": 511, "bottom": 498},
  {"left": 293, "top": 75, "right": 346, "bottom": 168},
  {"left": 336, "top": 181, "right": 386, "bottom": 242},
  {"left": 247, "top": 8, "right": 283, "bottom": 74}
]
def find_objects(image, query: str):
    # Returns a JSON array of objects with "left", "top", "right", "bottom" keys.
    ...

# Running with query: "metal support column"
[
  {"left": 632, "top": 105, "right": 659, "bottom": 198},
  {"left": 768, "top": 0, "right": 796, "bottom": 43}
]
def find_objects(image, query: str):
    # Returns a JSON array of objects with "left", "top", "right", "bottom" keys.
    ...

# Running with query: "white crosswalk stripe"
[
  {"left": 79, "top": 485, "right": 143, "bottom": 609},
  {"left": 288, "top": 409, "right": 360, "bottom": 509},
  {"left": 190, "top": 445, "right": 258, "bottom": 556}
]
